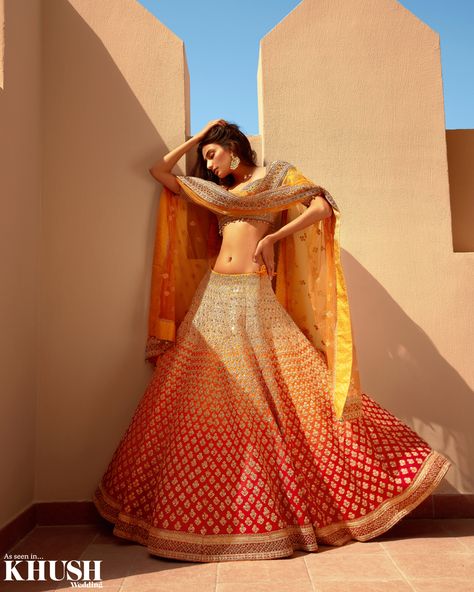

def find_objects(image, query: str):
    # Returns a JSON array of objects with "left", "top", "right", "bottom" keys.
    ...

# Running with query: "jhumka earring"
[{"left": 229, "top": 154, "right": 240, "bottom": 170}]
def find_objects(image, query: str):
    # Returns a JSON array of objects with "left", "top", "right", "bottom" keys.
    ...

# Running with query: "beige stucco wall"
[
  {"left": 258, "top": 0, "right": 473, "bottom": 494},
  {"left": 1, "top": 0, "right": 473, "bottom": 531},
  {"left": 37, "top": 0, "right": 189, "bottom": 503},
  {"left": 0, "top": 0, "right": 190, "bottom": 529},
  {"left": 0, "top": 0, "right": 5, "bottom": 89},
  {"left": 446, "top": 130, "right": 474, "bottom": 252},
  {"left": 0, "top": 0, "right": 42, "bottom": 530}
]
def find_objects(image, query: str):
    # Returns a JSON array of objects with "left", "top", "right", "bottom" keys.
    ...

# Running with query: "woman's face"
[{"left": 201, "top": 143, "right": 232, "bottom": 178}]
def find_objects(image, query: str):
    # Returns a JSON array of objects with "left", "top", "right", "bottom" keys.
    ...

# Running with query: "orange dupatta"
[{"left": 145, "top": 160, "right": 362, "bottom": 422}]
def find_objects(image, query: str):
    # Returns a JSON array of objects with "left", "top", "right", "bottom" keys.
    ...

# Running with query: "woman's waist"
[
  {"left": 214, "top": 231, "right": 276, "bottom": 275},
  {"left": 219, "top": 222, "right": 271, "bottom": 243},
  {"left": 212, "top": 252, "right": 276, "bottom": 276},
  {"left": 211, "top": 262, "right": 276, "bottom": 277}
]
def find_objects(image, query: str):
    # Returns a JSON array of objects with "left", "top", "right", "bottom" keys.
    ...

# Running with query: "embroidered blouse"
[
  {"left": 215, "top": 210, "right": 282, "bottom": 236},
  {"left": 212, "top": 162, "right": 322, "bottom": 235}
]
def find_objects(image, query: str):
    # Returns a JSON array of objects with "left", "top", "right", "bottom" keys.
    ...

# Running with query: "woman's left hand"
[{"left": 253, "top": 235, "right": 276, "bottom": 277}]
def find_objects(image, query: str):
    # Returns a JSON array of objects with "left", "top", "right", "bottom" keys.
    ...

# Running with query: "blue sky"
[{"left": 138, "top": 0, "right": 473, "bottom": 135}]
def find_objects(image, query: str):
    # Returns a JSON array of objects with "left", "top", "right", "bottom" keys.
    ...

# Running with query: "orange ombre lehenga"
[{"left": 92, "top": 160, "right": 451, "bottom": 562}]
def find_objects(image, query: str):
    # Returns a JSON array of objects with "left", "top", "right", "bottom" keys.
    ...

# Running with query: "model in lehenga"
[{"left": 92, "top": 119, "right": 451, "bottom": 562}]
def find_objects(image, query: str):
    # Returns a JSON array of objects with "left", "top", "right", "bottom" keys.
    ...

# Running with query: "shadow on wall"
[
  {"left": 37, "top": 0, "right": 185, "bottom": 495},
  {"left": 446, "top": 130, "right": 474, "bottom": 253},
  {"left": 342, "top": 249, "right": 471, "bottom": 493},
  {"left": 3, "top": 0, "right": 468, "bottom": 512},
  {"left": 0, "top": 0, "right": 4, "bottom": 90}
]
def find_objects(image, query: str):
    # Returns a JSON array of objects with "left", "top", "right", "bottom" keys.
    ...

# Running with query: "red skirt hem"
[{"left": 92, "top": 449, "right": 450, "bottom": 562}]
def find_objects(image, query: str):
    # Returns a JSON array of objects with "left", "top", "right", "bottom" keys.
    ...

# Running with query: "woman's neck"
[{"left": 232, "top": 164, "right": 257, "bottom": 184}]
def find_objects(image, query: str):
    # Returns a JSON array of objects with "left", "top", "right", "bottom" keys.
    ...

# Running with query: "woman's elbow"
[
  {"left": 308, "top": 196, "right": 333, "bottom": 219},
  {"left": 148, "top": 167, "right": 161, "bottom": 180},
  {"left": 321, "top": 202, "right": 333, "bottom": 219},
  {"left": 148, "top": 168, "right": 182, "bottom": 195}
]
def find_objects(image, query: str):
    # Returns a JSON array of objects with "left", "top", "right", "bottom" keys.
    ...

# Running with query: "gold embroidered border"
[
  {"left": 176, "top": 160, "right": 336, "bottom": 215},
  {"left": 314, "top": 450, "right": 451, "bottom": 545},
  {"left": 92, "top": 449, "right": 450, "bottom": 562}
]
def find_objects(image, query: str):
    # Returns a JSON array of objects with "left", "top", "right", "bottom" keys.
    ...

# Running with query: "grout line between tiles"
[
  {"left": 303, "top": 551, "right": 319, "bottom": 592},
  {"left": 380, "top": 543, "right": 417, "bottom": 591},
  {"left": 214, "top": 560, "right": 219, "bottom": 592}
]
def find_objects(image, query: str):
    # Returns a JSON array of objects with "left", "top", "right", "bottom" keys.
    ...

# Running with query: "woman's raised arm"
[{"left": 148, "top": 119, "right": 227, "bottom": 195}]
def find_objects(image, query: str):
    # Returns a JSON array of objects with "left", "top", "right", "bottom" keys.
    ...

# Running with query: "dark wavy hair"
[{"left": 191, "top": 122, "right": 258, "bottom": 188}]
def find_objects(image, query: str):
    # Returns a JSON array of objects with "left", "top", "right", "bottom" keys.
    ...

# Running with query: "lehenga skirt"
[{"left": 92, "top": 264, "right": 451, "bottom": 562}]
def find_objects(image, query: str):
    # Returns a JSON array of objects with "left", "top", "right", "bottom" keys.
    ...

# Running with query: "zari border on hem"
[{"left": 91, "top": 449, "right": 451, "bottom": 562}]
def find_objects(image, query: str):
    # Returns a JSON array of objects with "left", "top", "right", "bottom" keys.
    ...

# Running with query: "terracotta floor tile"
[
  {"left": 313, "top": 582, "right": 413, "bottom": 592},
  {"left": 316, "top": 541, "right": 385, "bottom": 555},
  {"left": 120, "top": 559, "right": 216, "bottom": 588},
  {"left": 75, "top": 542, "right": 142, "bottom": 585},
  {"left": 126, "top": 552, "right": 193, "bottom": 573},
  {"left": 79, "top": 540, "right": 144, "bottom": 559},
  {"left": 411, "top": 581, "right": 474, "bottom": 592},
  {"left": 55, "top": 586, "right": 122, "bottom": 592},
  {"left": 380, "top": 533, "right": 466, "bottom": 555},
  {"left": 122, "top": 582, "right": 215, "bottom": 592},
  {"left": 0, "top": 583, "right": 60, "bottom": 592},
  {"left": 217, "top": 554, "right": 311, "bottom": 584},
  {"left": 8, "top": 525, "right": 97, "bottom": 560},
  {"left": 304, "top": 553, "right": 402, "bottom": 581},
  {"left": 392, "top": 552, "right": 474, "bottom": 580},
  {"left": 372, "top": 518, "right": 469, "bottom": 556},
  {"left": 373, "top": 518, "right": 450, "bottom": 540},
  {"left": 120, "top": 580, "right": 216, "bottom": 592},
  {"left": 216, "top": 583, "right": 314, "bottom": 592},
  {"left": 5, "top": 521, "right": 474, "bottom": 591},
  {"left": 89, "top": 520, "right": 118, "bottom": 544}
]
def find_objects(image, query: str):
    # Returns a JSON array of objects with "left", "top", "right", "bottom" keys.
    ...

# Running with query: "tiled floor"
[{"left": 2, "top": 518, "right": 474, "bottom": 591}]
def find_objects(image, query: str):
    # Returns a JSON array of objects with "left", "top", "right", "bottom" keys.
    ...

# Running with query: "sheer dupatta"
[{"left": 146, "top": 160, "right": 362, "bottom": 422}]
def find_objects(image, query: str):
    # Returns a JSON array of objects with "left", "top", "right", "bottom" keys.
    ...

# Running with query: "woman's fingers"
[
  {"left": 254, "top": 237, "right": 275, "bottom": 276},
  {"left": 263, "top": 254, "right": 273, "bottom": 276},
  {"left": 196, "top": 119, "right": 227, "bottom": 139}
]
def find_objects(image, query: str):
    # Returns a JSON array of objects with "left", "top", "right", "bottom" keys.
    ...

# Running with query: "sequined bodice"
[{"left": 216, "top": 211, "right": 281, "bottom": 236}]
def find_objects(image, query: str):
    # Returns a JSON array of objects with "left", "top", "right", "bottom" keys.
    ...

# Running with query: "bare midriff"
[{"left": 212, "top": 219, "right": 273, "bottom": 274}]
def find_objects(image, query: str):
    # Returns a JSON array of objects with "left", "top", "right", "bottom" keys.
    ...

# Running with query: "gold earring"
[{"left": 229, "top": 154, "right": 240, "bottom": 170}]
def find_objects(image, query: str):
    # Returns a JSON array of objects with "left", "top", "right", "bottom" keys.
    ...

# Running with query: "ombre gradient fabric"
[
  {"left": 145, "top": 161, "right": 362, "bottom": 422},
  {"left": 92, "top": 265, "right": 451, "bottom": 562}
]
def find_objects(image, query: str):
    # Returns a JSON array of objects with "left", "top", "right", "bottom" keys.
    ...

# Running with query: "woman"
[{"left": 92, "top": 119, "right": 451, "bottom": 562}]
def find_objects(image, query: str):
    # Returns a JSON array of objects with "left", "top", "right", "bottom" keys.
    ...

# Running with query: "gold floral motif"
[{"left": 94, "top": 267, "right": 451, "bottom": 562}]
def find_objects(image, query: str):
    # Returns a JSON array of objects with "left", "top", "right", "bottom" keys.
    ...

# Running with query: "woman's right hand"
[
  {"left": 195, "top": 119, "right": 227, "bottom": 140},
  {"left": 149, "top": 119, "right": 228, "bottom": 195}
]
